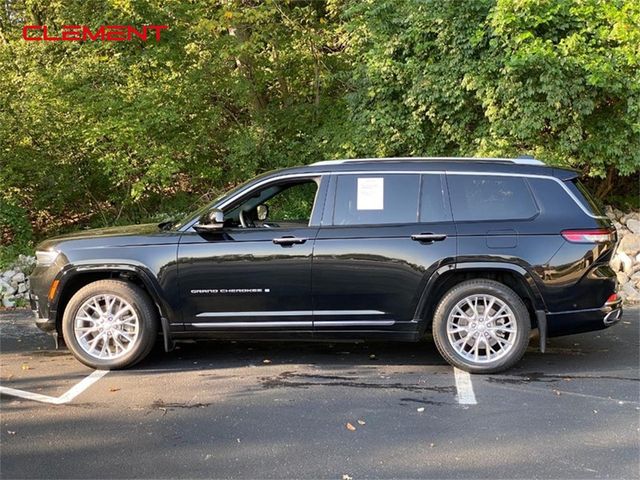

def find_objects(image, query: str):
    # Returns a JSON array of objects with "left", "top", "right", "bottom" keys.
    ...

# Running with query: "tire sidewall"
[
  {"left": 62, "top": 281, "right": 156, "bottom": 370},
  {"left": 433, "top": 281, "right": 530, "bottom": 374}
]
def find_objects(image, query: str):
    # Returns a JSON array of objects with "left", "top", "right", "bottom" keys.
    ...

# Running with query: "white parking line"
[
  {"left": 0, "top": 370, "right": 108, "bottom": 405},
  {"left": 454, "top": 367, "right": 477, "bottom": 405}
]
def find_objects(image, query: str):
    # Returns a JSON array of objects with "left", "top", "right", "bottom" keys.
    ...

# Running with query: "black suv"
[{"left": 30, "top": 157, "right": 622, "bottom": 373}]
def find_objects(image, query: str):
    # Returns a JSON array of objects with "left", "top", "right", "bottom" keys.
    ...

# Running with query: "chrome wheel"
[
  {"left": 446, "top": 294, "right": 517, "bottom": 364},
  {"left": 73, "top": 294, "right": 140, "bottom": 360}
]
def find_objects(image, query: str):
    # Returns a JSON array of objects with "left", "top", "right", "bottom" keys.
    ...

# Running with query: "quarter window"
[
  {"left": 333, "top": 174, "right": 420, "bottom": 225},
  {"left": 448, "top": 175, "right": 538, "bottom": 221}
]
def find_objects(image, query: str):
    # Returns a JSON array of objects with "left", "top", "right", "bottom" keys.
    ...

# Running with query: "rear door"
[{"left": 311, "top": 172, "right": 457, "bottom": 337}]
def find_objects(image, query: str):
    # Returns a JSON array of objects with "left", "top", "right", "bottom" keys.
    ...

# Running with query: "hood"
[{"left": 37, "top": 223, "right": 180, "bottom": 251}]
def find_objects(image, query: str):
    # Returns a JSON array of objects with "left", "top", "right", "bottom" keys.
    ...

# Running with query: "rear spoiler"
[{"left": 551, "top": 168, "right": 580, "bottom": 181}]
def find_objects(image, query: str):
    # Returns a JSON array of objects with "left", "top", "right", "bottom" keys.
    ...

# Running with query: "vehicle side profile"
[{"left": 30, "top": 157, "right": 622, "bottom": 372}]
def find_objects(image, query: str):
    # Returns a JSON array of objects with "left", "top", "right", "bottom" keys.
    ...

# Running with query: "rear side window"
[
  {"left": 565, "top": 179, "right": 604, "bottom": 216},
  {"left": 333, "top": 174, "right": 420, "bottom": 225},
  {"left": 447, "top": 175, "right": 538, "bottom": 221}
]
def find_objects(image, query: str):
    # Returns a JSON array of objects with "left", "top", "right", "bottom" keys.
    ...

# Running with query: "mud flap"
[
  {"left": 536, "top": 310, "right": 547, "bottom": 353},
  {"left": 160, "top": 316, "right": 175, "bottom": 352}
]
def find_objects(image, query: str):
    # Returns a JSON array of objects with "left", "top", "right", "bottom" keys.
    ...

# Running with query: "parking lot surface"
[{"left": 1, "top": 309, "right": 639, "bottom": 479}]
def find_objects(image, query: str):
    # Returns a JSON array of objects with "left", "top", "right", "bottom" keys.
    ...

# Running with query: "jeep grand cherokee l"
[{"left": 30, "top": 157, "right": 622, "bottom": 373}]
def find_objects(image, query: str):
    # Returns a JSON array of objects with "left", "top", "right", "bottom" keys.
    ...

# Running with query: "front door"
[
  {"left": 178, "top": 175, "right": 325, "bottom": 333},
  {"left": 312, "top": 173, "right": 457, "bottom": 337}
]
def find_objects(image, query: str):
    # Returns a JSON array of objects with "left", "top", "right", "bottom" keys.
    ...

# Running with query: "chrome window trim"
[
  {"left": 329, "top": 170, "right": 605, "bottom": 219},
  {"left": 185, "top": 168, "right": 604, "bottom": 230}
]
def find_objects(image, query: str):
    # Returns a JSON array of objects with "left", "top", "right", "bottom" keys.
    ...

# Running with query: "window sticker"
[{"left": 357, "top": 177, "right": 384, "bottom": 210}]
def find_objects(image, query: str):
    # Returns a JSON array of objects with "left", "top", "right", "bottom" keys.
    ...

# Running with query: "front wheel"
[
  {"left": 432, "top": 279, "right": 530, "bottom": 373},
  {"left": 62, "top": 280, "right": 158, "bottom": 369}
]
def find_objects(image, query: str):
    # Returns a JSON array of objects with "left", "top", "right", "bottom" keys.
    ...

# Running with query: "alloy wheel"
[{"left": 446, "top": 294, "right": 517, "bottom": 364}]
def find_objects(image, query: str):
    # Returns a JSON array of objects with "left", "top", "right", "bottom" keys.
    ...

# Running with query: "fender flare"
[
  {"left": 52, "top": 261, "right": 175, "bottom": 351},
  {"left": 413, "top": 261, "right": 547, "bottom": 323}
]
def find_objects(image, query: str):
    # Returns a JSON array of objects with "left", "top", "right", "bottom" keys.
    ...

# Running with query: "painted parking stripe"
[
  {"left": 454, "top": 367, "right": 477, "bottom": 405},
  {"left": 0, "top": 370, "right": 108, "bottom": 405}
]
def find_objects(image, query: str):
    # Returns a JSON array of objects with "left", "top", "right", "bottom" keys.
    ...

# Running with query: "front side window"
[
  {"left": 333, "top": 174, "right": 420, "bottom": 225},
  {"left": 448, "top": 175, "right": 538, "bottom": 221},
  {"left": 226, "top": 178, "right": 319, "bottom": 228}
]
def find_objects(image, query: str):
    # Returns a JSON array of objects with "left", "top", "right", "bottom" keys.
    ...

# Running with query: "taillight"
[
  {"left": 561, "top": 228, "right": 615, "bottom": 244},
  {"left": 605, "top": 293, "right": 619, "bottom": 305}
]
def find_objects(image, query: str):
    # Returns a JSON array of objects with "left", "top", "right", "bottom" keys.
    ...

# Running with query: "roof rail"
[{"left": 311, "top": 157, "right": 545, "bottom": 166}]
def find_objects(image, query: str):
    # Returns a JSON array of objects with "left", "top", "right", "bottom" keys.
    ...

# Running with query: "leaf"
[
  {"left": 357, "top": 419, "right": 366, "bottom": 425},
  {"left": 417, "top": 407, "right": 425, "bottom": 412},
  {"left": 345, "top": 422, "right": 356, "bottom": 431}
]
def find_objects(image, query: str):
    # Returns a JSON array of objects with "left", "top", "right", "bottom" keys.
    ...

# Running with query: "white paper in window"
[{"left": 357, "top": 177, "right": 384, "bottom": 210}]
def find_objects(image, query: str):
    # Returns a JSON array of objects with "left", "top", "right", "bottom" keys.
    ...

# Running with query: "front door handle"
[
  {"left": 273, "top": 236, "right": 308, "bottom": 246},
  {"left": 411, "top": 233, "right": 447, "bottom": 243}
]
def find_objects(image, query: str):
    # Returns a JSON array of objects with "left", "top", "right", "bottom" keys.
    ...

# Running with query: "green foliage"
[
  {"left": 0, "top": 0, "right": 638, "bottom": 254},
  {"left": 0, "top": 200, "right": 33, "bottom": 267}
]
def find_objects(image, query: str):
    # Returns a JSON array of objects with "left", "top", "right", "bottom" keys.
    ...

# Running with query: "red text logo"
[{"left": 23, "top": 25, "right": 168, "bottom": 42}]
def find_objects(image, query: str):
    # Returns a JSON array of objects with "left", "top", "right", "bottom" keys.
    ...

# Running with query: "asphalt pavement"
[{"left": 1, "top": 308, "right": 639, "bottom": 479}]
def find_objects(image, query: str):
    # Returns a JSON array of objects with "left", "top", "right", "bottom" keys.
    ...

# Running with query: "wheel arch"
[
  {"left": 414, "top": 262, "right": 546, "bottom": 335},
  {"left": 52, "top": 262, "right": 174, "bottom": 345}
]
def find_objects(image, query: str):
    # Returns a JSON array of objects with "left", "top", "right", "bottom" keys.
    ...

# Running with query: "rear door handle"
[
  {"left": 273, "top": 236, "right": 308, "bottom": 246},
  {"left": 410, "top": 233, "right": 447, "bottom": 243}
]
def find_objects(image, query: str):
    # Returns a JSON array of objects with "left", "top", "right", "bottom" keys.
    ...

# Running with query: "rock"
[
  {"left": 1, "top": 284, "right": 16, "bottom": 296},
  {"left": 616, "top": 272, "right": 629, "bottom": 285},
  {"left": 610, "top": 255, "right": 622, "bottom": 272},
  {"left": 614, "top": 208, "right": 624, "bottom": 220},
  {"left": 627, "top": 218, "right": 640, "bottom": 235},
  {"left": 621, "top": 282, "right": 640, "bottom": 303},
  {"left": 618, "top": 251, "right": 633, "bottom": 273},
  {"left": 2, "top": 296, "right": 15, "bottom": 308},
  {"left": 618, "top": 234, "right": 640, "bottom": 256},
  {"left": 17, "top": 283, "right": 27, "bottom": 294},
  {"left": 2, "top": 270, "right": 14, "bottom": 281},
  {"left": 11, "top": 272, "right": 25, "bottom": 283},
  {"left": 605, "top": 205, "right": 615, "bottom": 219},
  {"left": 636, "top": 253, "right": 640, "bottom": 263}
]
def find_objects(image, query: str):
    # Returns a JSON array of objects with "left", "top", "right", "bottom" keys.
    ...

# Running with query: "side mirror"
[
  {"left": 194, "top": 209, "right": 224, "bottom": 232},
  {"left": 256, "top": 204, "right": 269, "bottom": 221}
]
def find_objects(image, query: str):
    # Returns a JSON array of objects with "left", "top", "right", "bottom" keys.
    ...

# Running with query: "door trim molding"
[{"left": 195, "top": 309, "right": 385, "bottom": 318}]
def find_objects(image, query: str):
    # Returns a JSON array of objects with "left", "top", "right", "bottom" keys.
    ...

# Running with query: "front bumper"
[
  {"left": 30, "top": 292, "right": 57, "bottom": 334},
  {"left": 546, "top": 298, "right": 623, "bottom": 337}
]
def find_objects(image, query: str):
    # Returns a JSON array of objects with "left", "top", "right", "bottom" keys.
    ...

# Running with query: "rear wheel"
[
  {"left": 432, "top": 279, "right": 530, "bottom": 373},
  {"left": 62, "top": 280, "right": 158, "bottom": 369}
]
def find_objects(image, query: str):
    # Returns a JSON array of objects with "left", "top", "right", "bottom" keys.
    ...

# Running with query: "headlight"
[{"left": 35, "top": 250, "right": 58, "bottom": 267}]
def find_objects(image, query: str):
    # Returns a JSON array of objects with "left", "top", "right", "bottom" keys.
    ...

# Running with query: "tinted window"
[
  {"left": 420, "top": 174, "right": 452, "bottom": 223},
  {"left": 333, "top": 174, "right": 420, "bottom": 225},
  {"left": 448, "top": 175, "right": 538, "bottom": 221},
  {"left": 566, "top": 179, "right": 604, "bottom": 216}
]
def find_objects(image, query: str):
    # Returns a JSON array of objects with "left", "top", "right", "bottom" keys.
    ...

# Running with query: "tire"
[
  {"left": 62, "top": 280, "right": 158, "bottom": 369},
  {"left": 432, "top": 279, "right": 530, "bottom": 374}
]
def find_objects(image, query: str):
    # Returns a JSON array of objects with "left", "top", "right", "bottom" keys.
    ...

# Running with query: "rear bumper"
[{"left": 547, "top": 299, "right": 623, "bottom": 337}]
